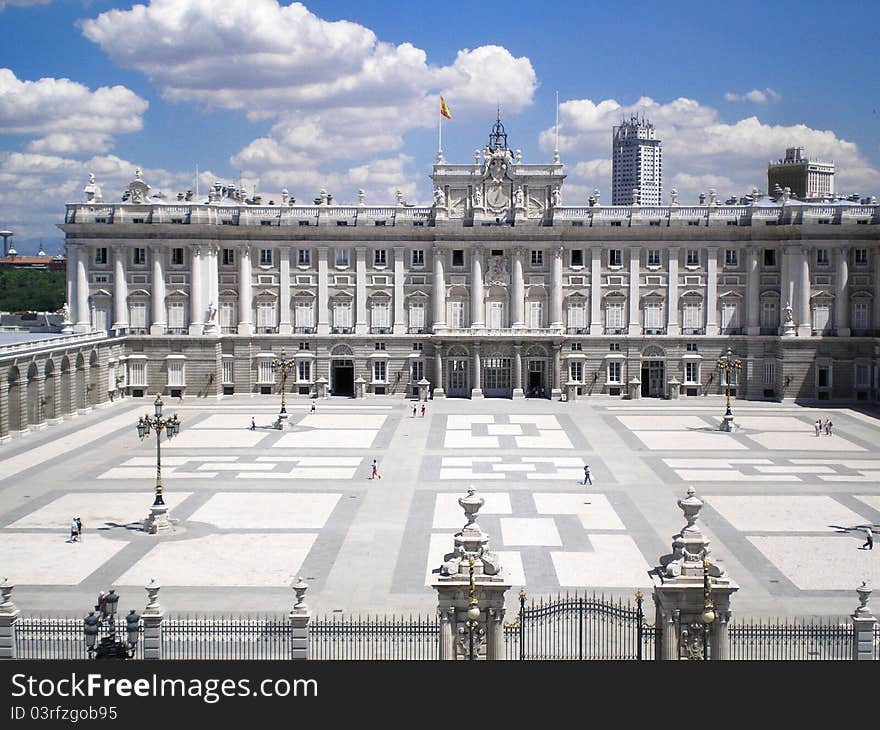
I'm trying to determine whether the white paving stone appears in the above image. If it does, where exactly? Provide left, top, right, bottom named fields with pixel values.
left=526, top=471, right=585, bottom=481
left=516, top=431, right=573, bottom=449
left=443, top=432, right=499, bottom=449
left=754, top=465, right=835, bottom=474
left=98, top=467, right=164, bottom=480
left=424, top=534, right=524, bottom=585
left=189, top=492, right=341, bottom=529
left=733, top=416, right=812, bottom=431
left=509, top=415, right=563, bottom=429
left=441, top=457, right=502, bottom=466
left=705, top=495, right=866, bottom=532
left=491, top=463, right=535, bottom=472
left=675, top=470, right=800, bottom=482
left=746, top=432, right=865, bottom=452
left=198, top=463, right=276, bottom=471
left=532, top=493, right=625, bottom=530
left=246, top=468, right=357, bottom=480
left=0, top=534, right=128, bottom=585
left=255, top=456, right=362, bottom=465
left=116, top=533, right=317, bottom=587
left=274, top=430, right=378, bottom=448
left=524, top=457, right=585, bottom=466
left=793, top=459, right=880, bottom=467
left=748, top=535, right=880, bottom=590
left=8, top=492, right=193, bottom=529
left=431, top=492, right=512, bottom=529
left=617, top=415, right=709, bottom=431
left=164, top=430, right=269, bottom=448
left=820, top=474, right=880, bottom=482
left=663, top=458, right=772, bottom=468
left=193, top=414, right=266, bottom=429
left=854, top=495, right=880, bottom=512
left=298, top=414, right=387, bottom=430
left=438, top=468, right=506, bottom=480
left=551, top=536, right=653, bottom=588
left=446, top=415, right=494, bottom=429
left=633, top=431, right=747, bottom=450
left=499, top=518, right=562, bottom=546
left=486, top=424, right=523, bottom=435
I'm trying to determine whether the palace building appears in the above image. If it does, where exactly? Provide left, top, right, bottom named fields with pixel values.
left=2, top=116, right=879, bottom=439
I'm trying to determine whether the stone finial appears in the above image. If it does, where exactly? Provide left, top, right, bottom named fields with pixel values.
left=631, top=188, right=639, bottom=206
left=698, top=192, right=706, bottom=205
left=396, top=189, right=404, bottom=206
left=678, top=486, right=703, bottom=533
left=438, top=489, right=503, bottom=580
left=291, top=577, right=309, bottom=612
left=281, top=188, right=289, bottom=205
left=357, top=189, right=365, bottom=206
left=551, top=187, right=561, bottom=208
left=782, top=186, right=792, bottom=202
left=670, top=188, right=678, bottom=206
left=459, top=488, right=484, bottom=529
left=708, top=188, right=717, bottom=206
left=474, top=149, right=481, bottom=165
left=144, top=578, right=162, bottom=613
left=855, top=581, right=873, bottom=617
left=135, top=167, right=143, bottom=181
left=0, top=578, right=16, bottom=615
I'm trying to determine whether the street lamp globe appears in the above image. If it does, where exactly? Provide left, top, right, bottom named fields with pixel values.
left=154, top=394, right=163, bottom=418
left=702, top=605, right=716, bottom=625
left=467, top=604, right=480, bottom=621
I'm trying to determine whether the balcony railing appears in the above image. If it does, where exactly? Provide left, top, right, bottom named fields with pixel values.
left=759, top=327, right=778, bottom=335
left=720, top=327, right=743, bottom=335
left=370, top=327, right=392, bottom=334
left=643, top=328, right=666, bottom=335
left=221, top=326, right=237, bottom=334
left=604, top=327, right=625, bottom=335
left=166, top=327, right=188, bottom=335
left=332, top=326, right=354, bottom=334
left=257, top=326, right=278, bottom=334
left=129, top=327, right=149, bottom=335
left=682, top=327, right=705, bottom=335
left=408, top=327, right=429, bottom=334
left=567, top=327, right=589, bottom=334
left=294, top=326, right=316, bottom=334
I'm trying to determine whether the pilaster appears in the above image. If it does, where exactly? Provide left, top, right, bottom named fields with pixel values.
left=393, top=246, right=406, bottom=334
left=317, top=246, right=329, bottom=335
left=189, top=245, right=204, bottom=335
left=550, top=245, right=563, bottom=328
left=745, top=246, right=760, bottom=335
left=705, top=247, right=718, bottom=336
left=589, top=247, right=603, bottom=335
left=627, top=247, right=641, bottom=335
left=470, top=245, right=485, bottom=328
left=355, top=246, right=367, bottom=334
left=237, top=244, right=253, bottom=335
left=471, top=343, right=483, bottom=399
left=112, top=244, right=128, bottom=330
left=432, top=245, right=447, bottom=331
left=511, top=247, right=525, bottom=328
left=667, top=247, right=680, bottom=335
left=834, top=245, right=850, bottom=337
left=74, top=246, right=91, bottom=333
left=797, top=245, right=811, bottom=337
left=278, top=246, right=292, bottom=335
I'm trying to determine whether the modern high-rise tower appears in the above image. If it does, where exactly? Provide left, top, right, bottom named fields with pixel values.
left=767, top=147, right=835, bottom=201
left=611, top=114, right=662, bottom=206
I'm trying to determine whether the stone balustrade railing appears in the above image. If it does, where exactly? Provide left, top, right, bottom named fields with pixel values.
left=0, top=331, right=111, bottom=361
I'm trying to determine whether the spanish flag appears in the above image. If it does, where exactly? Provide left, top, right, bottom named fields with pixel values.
left=440, top=96, right=452, bottom=120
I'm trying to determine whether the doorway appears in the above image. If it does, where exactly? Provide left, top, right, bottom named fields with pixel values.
left=331, top=359, right=355, bottom=397
left=447, top=358, right=469, bottom=397
left=641, top=360, right=665, bottom=398
left=526, top=360, right=546, bottom=398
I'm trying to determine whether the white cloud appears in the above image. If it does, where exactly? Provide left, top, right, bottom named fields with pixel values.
left=0, top=0, right=51, bottom=11
left=0, top=68, right=148, bottom=155
left=542, top=95, right=880, bottom=205
left=724, top=88, right=781, bottom=104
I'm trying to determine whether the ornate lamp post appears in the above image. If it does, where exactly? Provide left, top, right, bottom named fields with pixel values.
left=83, top=590, right=141, bottom=659
left=136, top=394, right=181, bottom=534
left=271, top=348, right=296, bottom=428
left=716, top=347, right=742, bottom=431
left=701, top=558, right=715, bottom=660
left=465, top=555, right=484, bottom=660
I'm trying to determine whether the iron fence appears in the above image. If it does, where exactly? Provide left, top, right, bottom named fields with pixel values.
left=728, top=617, right=852, bottom=660
left=161, top=615, right=290, bottom=660
left=309, top=614, right=438, bottom=660
left=16, top=617, right=143, bottom=660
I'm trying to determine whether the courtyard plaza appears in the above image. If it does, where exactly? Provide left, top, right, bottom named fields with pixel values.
left=1, top=393, right=879, bottom=621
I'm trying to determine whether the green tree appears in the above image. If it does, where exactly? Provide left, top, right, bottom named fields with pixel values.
left=0, top=268, right=66, bottom=312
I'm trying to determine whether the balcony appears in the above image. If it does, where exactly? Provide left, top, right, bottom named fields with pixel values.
left=166, top=327, right=188, bottom=335
left=332, top=326, right=354, bottom=334
left=643, top=328, right=666, bottom=335
left=682, top=328, right=705, bottom=335
left=221, top=326, right=237, bottom=334
left=370, top=327, right=392, bottom=334
left=604, top=327, right=625, bottom=335
left=567, top=327, right=589, bottom=334
left=129, top=327, right=148, bottom=335
left=408, top=327, right=429, bottom=334
left=257, top=326, right=278, bottom=334
left=294, top=326, right=316, bottom=334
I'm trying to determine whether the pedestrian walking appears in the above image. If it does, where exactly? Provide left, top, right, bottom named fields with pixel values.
left=862, top=527, right=874, bottom=550
left=69, top=517, right=78, bottom=543
left=250, top=417, right=256, bottom=431
left=583, top=465, right=592, bottom=485
left=420, top=403, right=426, bottom=418
left=826, top=420, right=833, bottom=436
left=310, top=402, right=316, bottom=413
left=412, top=403, right=417, bottom=417
left=76, top=517, right=83, bottom=542
left=370, top=459, right=381, bottom=480
left=815, top=419, right=822, bottom=437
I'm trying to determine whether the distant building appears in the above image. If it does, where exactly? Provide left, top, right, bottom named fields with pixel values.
left=768, top=147, right=835, bottom=201
left=0, top=255, right=66, bottom=271
left=611, top=114, right=662, bottom=206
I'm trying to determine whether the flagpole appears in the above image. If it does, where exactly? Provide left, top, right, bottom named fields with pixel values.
left=554, top=91, right=560, bottom=164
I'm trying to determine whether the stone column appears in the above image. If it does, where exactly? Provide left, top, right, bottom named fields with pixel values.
left=470, top=245, right=484, bottom=328
left=0, top=578, right=20, bottom=659
left=75, top=246, right=91, bottom=333
left=851, top=582, right=877, bottom=661
left=511, top=247, right=525, bottom=328
left=112, top=245, right=129, bottom=331
left=205, top=245, right=220, bottom=335
left=355, top=247, right=367, bottom=334
left=279, top=246, right=292, bottom=335
left=512, top=343, right=524, bottom=398
left=142, top=579, right=164, bottom=660
left=705, top=247, right=719, bottom=336
left=432, top=245, right=446, bottom=330
left=317, top=246, right=329, bottom=335
left=66, top=249, right=77, bottom=329
left=237, top=245, right=253, bottom=335
left=628, top=248, right=641, bottom=335
left=551, top=343, right=563, bottom=399
left=150, top=244, right=166, bottom=335
left=667, top=247, right=679, bottom=335
left=289, top=578, right=311, bottom=660
left=590, top=246, right=603, bottom=335
left=471, top=343, right=483, bottom=398
left=0, top=383, right=8, bottom=442
left=550, top=245, right=563, bottom=328
left=745, top=246, right=760, bottom=335
left=433, top=343, right=445, bottom=398
left=189, top=245, right=204, bottom=335
left=834, top=245, right=850, bottom=337
left=798, top=245, right=811, bottom=337
left=779, top=245, right=790, bottom=335
left=393, top=247, right=406, bottom=334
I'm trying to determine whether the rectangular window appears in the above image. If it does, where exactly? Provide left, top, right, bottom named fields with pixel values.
left=605, top=301, right=624, bottom=330
left=133, top=248, right=146, bottom=265
left=452, top=249, right=465, bottom=267
left=257, top=301, right=276, bottom=331
left=855, top=248, right=868, bottom=266
left=333, top=301, right=351, bottom=328
left=761, top=300, right=778, bottom=330
left=413, top=342, right=424, bottom=351
left=295, top=300, right=314, bottom=329
left=609, top=249, right=622, bottom=267
left=298, top=361, right=311, bottom=382
left=531, top=250, right=544, bottom=266
left=167, top=360, right=185, bottom=387
left=371, top=301, right=389, bottom=329
left=763, top=249, right=776, bottom=267
left=171, top=248, right=184, bottom=266
left=852, top=301, right=869, bottom=330
left=167, top=301, right=186, bottom=331
left=607, top=361, right=622, bottom=383
left=817, top=365, right=831, bottom=388
left=258, top=360, right=274, bottom=384
left=647, top=250, right=661, bottom=266
left=374, top=249, right=387, bottom=267
left=260, top=249, right=273, bottom=266
left=721, top=302, right=739, bottom=333
left=411, top=360, right=424, bottom=382
left=222, top=359, right=234, bottom=384
left=816, top=249, right=829, bottom=266
left=220, top=301, right=236, bottom=331
left=568, top=301, right=585, bottom=329
left=336, top=249, right=349, bottom=267
left=528, top=300, right=544, bottom=328
left=685, top=362, right=700, bottom=384
left=411, top=249, right=425, bottom=267
left=408, top=302, right=425, bottom=331
left=762, top=362, right=775, bottom=386
left=570, top=362, right=584, bottom=382
left=374, top=342, right=386, bottom=351
left=812, top=303, right=831, bottom=333
left=686, top=249, right=699, bottom=266
left=373, top=361, right=387, bottom=382
left=856, top=365, right=870, bottom=388
left=644, top=301, right=663, bottom=330
left=95, top=247, right=108, bottom=265
left=449, top=301, right=465, bottom=328
left=488, top=301, right=504, bottom=329
left=299, top=341, right=310, bottom=350
left=570, top=249, right=584, bottom=267
left=222, top=248, right=235, bottom=266
left=128, top=360, right=146, bottom=386
left=725, top=249, right=738, bottom=267
left=128, top=301, right=147, bottom=331
left=297, top=249, right=310, bottom=266
left=682, top=302, right=702, bottom=331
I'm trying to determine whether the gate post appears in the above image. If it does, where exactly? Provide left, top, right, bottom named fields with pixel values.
left=432, top=489, right=511, bottom=660
left=651, top=487, right=738, bottom=660
left=141, top=579, right=164, bottom=660
left=0, top=578, right=20, bottom=659
left=851, top=581, right=876, bottom=661
left=290, top=578, right=310, bottom=660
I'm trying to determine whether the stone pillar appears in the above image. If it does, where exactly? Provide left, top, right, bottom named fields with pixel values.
left=471, top=343, right=483, bottom=398
left=205, top=245, right=220, bottom=335
left=355, top=247, right=367, bottom=334
left=705, top=247, right=719, bottom=336
left=835, top=245, right=850, bottom=337
left=667, top=247, right=679, bottom=335
left=142, top=579, right=164, bottom=660
left=511, top=247, right=525, bottom=328
left=550, top=246, right=563, bottom=328
left=565, top=381, right=577, bottom=402
left=779, top=245, right=790, bottom=334
left=317, top=247, right=329, bottom=335
left=112, top=245, right=129, bottom=331
left=279, top=246, right=292, bottom=335
left=433, top=489, right=511, bottom=660
left=512, top=343, right=524, bottom=398
left=0, top=578, right=20, bottom=659
left=851, top=582, right=877, bottom=661
left=289, top=578, right=311, bottom=660
left=189, top=245, right=204, bottom=335
left=651, top=487, right=739, bottom=660
left=551, top=343, right=563, bottom=399
left=393, top=247, right=406, bottom=334
left=628, top=248, right=641, bottom=335
left=75, top=246, right=91, bottom=333
left=798, top=245, right=811, bottom=337
left=745, top=246, right=760, bottom=335
left=66, top=249, right=77, bottom=330
left=354, top=376, right=366, bottom=399
left=237, top=245, right=253, bottom=335
left=433, top=343, right=445, bottom=398
left=590, top=246, right=603, bottom=335
left=150, top=244, right=166, bottom=335
left=470, top=246, right=484, bottom=328
left=432, top=245, right=446, bottom=330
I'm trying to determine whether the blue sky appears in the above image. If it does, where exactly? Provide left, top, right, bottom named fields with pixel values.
left=1, top=0, right=878, bottom=253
